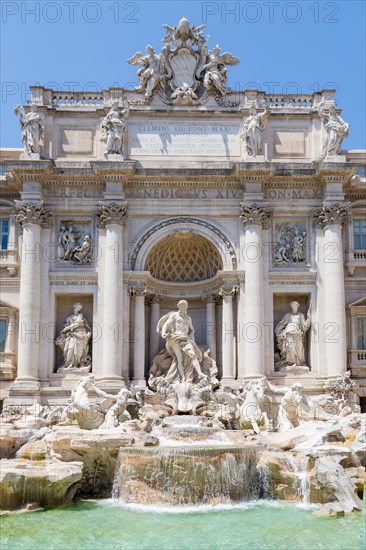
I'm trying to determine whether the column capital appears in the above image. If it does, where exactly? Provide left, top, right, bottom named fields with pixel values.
left=202, top=294, right=220, bottom=304
left=240, top=202, right=271, bottom=228
left=130, top=285, right=147, bottom=297
left=312, top=202, right=349, bottom=229
left=146, top=294, right=162, bottom=305
left=219, top=285, right=239, bottom=297
left=14, top=200, right=53, bottom=228
left=97, top=200, right=128, bottom=227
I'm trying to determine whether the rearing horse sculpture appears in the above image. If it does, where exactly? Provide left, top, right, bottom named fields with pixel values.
left=238, top=378, right=271, bottom=434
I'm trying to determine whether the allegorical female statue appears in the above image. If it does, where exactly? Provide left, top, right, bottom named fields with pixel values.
left=14, top=104, right=43, bottom=154
left=241, top=105, right=270, bottom=157
left=100, top=101, right=129, bottom=156
left=56, top=303, right=92, bottom=370
left=275, top=301, right=311, bottom=367
left=319, top=103, right=349, bottom=158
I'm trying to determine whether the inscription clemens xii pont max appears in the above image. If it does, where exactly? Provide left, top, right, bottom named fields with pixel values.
left=129, top=123, right=239, bottom=156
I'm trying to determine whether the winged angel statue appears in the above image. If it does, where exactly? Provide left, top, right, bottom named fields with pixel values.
left=127, top=17, right=239, bottom=104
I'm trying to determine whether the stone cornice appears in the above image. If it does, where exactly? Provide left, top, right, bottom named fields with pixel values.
left=7, top=160, right=54, bottom=184
left=123, top=270, right=243, bottom=299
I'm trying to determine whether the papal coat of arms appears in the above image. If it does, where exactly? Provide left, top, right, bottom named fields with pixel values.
left=127, top=16, right=239, bottom=105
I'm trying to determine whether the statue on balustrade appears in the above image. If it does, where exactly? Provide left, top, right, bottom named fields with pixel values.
left=241, top=105, right=270, bottom=157
left=100, top=101, right=129, bottom=156
left=56, top=303, right=92, bottom=371
left=275, top=301, right=311, bottom=369
left=200, top=44, right=239, bottom=96
left=319, top=103, right=349, bottom=158
left=14, top=104, right=43, bottom=155
left=127, top=45, right=166, bottom=99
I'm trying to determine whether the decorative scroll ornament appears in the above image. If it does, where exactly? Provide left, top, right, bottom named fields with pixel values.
left=97, top=201, right=128, bottom=227
left=312, top=203, right=348, bottom=229
left=127, top=17, right=239, bottom=105
left=15, top=201, right=53, bottom=227
left=240, top=203, right=272, bottom=228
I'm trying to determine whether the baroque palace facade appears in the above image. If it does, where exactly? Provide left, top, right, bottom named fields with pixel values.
left=0, top=18, right=365, bottom=408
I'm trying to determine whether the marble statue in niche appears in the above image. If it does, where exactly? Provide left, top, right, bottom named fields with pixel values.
left=148, top=300, right=219, bottom=415
left=55, top=303, right=92, bottom=372
left=157, top=300, right=206, bottom=384
left=274, top=222, right=307, bottom=265
left=14, top=104, right=43, bottom=155
left=57, top=222, right=93, bottom=264
left=100, top=101, right=129, bottom=157
left=241, top=105, right=270, bottom=157
left=275, top=301, right=311, bottom=371
left=319, top=103, right=349, bottom=159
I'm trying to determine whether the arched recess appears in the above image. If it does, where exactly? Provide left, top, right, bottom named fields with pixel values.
left=130, top=217, right=237, bottom=272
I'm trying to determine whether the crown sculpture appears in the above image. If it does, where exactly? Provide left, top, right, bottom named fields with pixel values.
left=127, top=16, right=239, bottom=105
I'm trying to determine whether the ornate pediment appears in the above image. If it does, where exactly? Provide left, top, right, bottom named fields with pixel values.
left=127, top=16, right=239, bottom=106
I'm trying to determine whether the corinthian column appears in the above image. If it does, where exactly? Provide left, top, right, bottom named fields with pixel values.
left=131, top=286, right=147, bottom=387
left=98, top=201, right=128, bottom=385
left=149, top=295, right=161, bottom=363
left=219, top=286, right=238, bottom=382
left=14, top=201, right=53, bottom=385
left=202, top=294, right=219, bottom=360
left=313, top=203, right=348, bottom=376
left=240, top=203, right=271, bottom=378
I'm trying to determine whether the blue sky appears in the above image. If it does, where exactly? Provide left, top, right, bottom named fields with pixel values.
left=1, top=0, right=365, bottom=149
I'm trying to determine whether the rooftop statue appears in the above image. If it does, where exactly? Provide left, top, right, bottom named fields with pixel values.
left=319, top=102, right=349, bottom=159
left=127, top=17, right=239, bottom=105
left=100, top=100, right=129, bottom=157
left=14, top=104, right=43, bottom=155
left=241, top=105, right=271, bottom=157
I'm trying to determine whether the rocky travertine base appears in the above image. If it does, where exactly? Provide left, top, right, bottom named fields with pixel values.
left=0, top=415, right=364, bottom=512
left=0, top=459, right=83, bottom=508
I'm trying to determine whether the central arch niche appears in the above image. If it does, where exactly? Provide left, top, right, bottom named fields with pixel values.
left=145, top=232, right=223, bottom=282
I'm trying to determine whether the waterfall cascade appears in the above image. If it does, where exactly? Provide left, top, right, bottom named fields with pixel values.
left=113, top=445, right=263, bottom=505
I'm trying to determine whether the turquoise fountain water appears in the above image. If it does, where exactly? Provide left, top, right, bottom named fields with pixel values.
left=1, top=500, right=364, bottom=550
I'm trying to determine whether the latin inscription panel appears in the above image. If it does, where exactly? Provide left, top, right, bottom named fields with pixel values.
left=129, top=122, right=240, bottom=157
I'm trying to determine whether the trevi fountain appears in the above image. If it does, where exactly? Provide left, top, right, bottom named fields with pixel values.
left=0, top=16, right=365, bottom=550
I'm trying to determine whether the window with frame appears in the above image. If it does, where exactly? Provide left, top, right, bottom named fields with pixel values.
left=353, top=219, right=366, bottom=250
left=0, top=319, right=7, bottom=352
left=356, top=317, right=366, bottom=350
left=0, top=219, right=9, bottom=250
